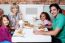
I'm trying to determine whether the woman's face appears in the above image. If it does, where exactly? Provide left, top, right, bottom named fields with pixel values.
left=2, top=17, right=9, bottom=26
left=12, top=7, right=18, bottom=14
left=50, top=6, right=59, bottom=17
left=40, top=14, right=46, bottom=21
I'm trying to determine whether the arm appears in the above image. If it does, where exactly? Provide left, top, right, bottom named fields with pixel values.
left=41, top=28, right=60, bottom=36
left=34, top=28, right=60, bottom=36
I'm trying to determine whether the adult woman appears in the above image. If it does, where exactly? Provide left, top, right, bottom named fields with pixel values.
left=8, top=4, right=23, bottom=35
left=9, top=4, right=22, bottom=29
left=34, top=3, right=65, bottom=43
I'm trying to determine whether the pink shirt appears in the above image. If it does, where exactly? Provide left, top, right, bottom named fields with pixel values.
left=43, top=20, right=52, bottom=26
left=0, top=25, right=11, bottom=42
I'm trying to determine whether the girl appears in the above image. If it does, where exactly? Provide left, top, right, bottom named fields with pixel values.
left=40, top=12, right=52, bottom=28
left=0, top=15, right=12, bottom=43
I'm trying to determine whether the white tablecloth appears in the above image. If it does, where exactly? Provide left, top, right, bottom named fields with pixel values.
left=12, top=35, right=51, bottom=42
left=12, top=28, right=52, bottom=42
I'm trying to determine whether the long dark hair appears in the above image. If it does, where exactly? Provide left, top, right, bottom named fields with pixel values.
left=49, top=3, right=62, bottom=13
left=0, top=15, right=11, bottom=32
left=40, top=12, right=51, bottom=21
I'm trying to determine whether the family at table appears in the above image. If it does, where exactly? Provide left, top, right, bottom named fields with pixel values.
left=0, top=3, right=65, bottom=43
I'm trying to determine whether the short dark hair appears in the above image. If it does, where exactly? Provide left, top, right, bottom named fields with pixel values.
left=40, top=12, right=51, bottom=21
left=49, top=3, right=62, bottom=13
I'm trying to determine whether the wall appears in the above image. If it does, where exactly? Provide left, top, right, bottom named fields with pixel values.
left=0, top=4, right=65, bottom=20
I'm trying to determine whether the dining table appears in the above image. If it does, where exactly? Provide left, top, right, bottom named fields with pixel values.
left=12, top=26, right=52, bottom=42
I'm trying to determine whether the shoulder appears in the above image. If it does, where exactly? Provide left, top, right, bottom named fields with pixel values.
left=44, top=20, right=51, bottom=24
left=58, top=13, right=65, bottom=18
left=44, top=20, right=51, bottom=23
left=56, top=13, right=65, bottom=20
left=17, top=12, right=22, bottom=15
left=7, top=13, right=12, bottom=18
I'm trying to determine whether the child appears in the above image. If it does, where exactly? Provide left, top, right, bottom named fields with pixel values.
left=0, top=15, right=12, bottom=43
left=40, top=12, right=52, bottom=29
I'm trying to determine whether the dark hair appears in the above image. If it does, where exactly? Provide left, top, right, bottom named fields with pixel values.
left=49, top=3, right=62, bottom=13
left=0, top=9, right=4, bottom=16
left=0, top=15, right=11, bottom=32
left=40, top=12, right=51, bottom=21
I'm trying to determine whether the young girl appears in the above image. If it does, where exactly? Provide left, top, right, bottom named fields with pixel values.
left=40, top=12, right=52, bottom=28
left=0, top=15, right=12, bottom=43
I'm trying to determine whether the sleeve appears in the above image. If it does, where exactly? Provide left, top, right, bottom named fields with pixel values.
left=56, top=16, right=65, bottom=29
left=4, top=29, right=11, bottom=42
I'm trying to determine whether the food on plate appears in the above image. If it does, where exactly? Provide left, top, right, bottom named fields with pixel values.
left=24, top=21, right=34, bottom=28
left=39, top=25, right=44, bottom=29
left=14, top=29, right=24, bottom=36
left=24, top=21, right=30, bottom=26
left=38, top=26, right=45, bottom=31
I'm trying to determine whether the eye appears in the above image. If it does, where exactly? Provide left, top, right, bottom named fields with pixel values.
left=50, top=10, right=52, bottom=13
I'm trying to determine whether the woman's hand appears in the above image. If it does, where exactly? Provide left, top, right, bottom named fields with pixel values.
left=33, top=30, right=44, bottom=35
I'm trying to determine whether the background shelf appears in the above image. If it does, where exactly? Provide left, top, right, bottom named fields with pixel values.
left=0, top=0, right=65, bottom=5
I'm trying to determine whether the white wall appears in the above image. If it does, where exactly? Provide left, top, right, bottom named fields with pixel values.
left=0, top=4, right=11, bottom=15
left=0, top=4, right=65, bottom=21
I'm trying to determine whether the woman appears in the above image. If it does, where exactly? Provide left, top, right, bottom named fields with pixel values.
left=8, top=4, right=22, bottom=29
left=8, top=4, right=23, bottom=35
left=34, top=3, right=65, bottom=43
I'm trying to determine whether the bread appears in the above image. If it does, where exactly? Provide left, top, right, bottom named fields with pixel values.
left=38, top=26, right=45, bottom=31
left=24, top=21, right=34, bottom=28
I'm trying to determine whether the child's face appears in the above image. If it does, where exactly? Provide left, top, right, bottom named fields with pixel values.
left=2, top=17, right=9, bottom=26
left=40, top=14, right=46, bottom=21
